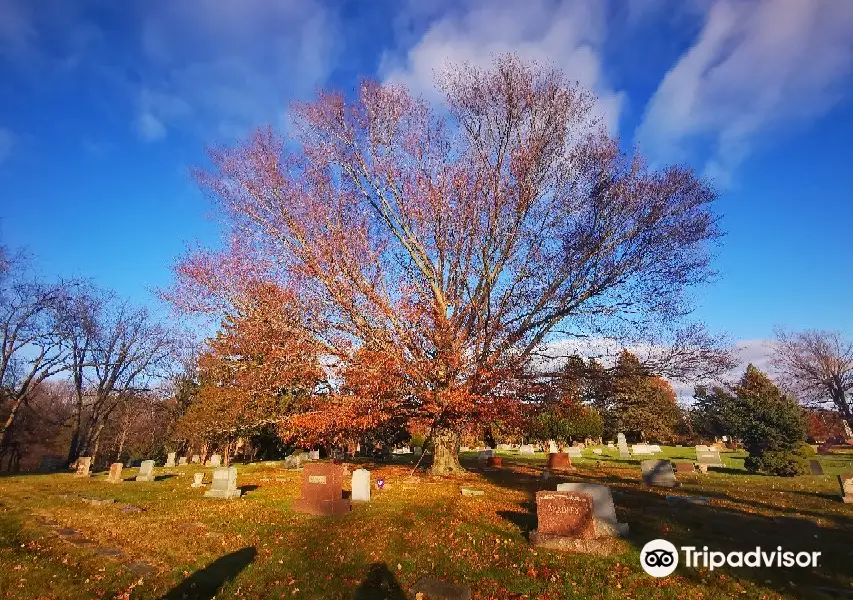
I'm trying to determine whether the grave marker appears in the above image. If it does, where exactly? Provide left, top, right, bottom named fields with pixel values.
left=696, top=450, right=724, bottom=468
left=207, top=454, right=222, bottom=468
left=191, top=472, right=205, bottom=488
left=190, top=455, right=201, bottom=464
left=351, top=468, right=370, bottom=502
left=839, top=473, right=853, bottom=504
left=38, top=455, right=65, bottom=473
left=547, top=452, right=574, bottom=471
left=165, top=452, right=176, bottom=468
left=292, top=462, right=350, bottom=515
left=75, top=457, right=92, bottom=478
left=565, top=446, right=583, bottom=458
left=135, top=460, right=156, bottom=482
left=675, top=462, right=696, bottom=474
left=178, top=456, right=188, bottom=466
left=641, top=459, right=679, bottom=488
left=107, top=463, right=123, bottom=483
left=555, top=483, right=629, bottom=536
left=204, top=467, right=242, bottom=499
left=519, top=445, right=535, bottom=455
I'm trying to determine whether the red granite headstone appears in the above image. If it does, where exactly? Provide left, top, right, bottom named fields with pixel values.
left=547, top=452, right=574, bottom=471
left=292, top=462, right=351, bottom=516
left=486, top=456, right=503, bottom=467
left=535, top=491, right=595, bottom=539
left=674, top=462, right=695, bottom=474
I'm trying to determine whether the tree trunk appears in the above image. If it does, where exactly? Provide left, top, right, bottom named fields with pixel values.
left=0, top=395, right=26, bottom=449
left=431, top=427, right=465, bottom=476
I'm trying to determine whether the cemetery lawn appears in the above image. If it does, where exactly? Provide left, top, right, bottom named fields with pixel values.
left=0, top=449, right=851, bottom=600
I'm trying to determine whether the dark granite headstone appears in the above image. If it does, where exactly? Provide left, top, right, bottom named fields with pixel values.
left=641, top=459, right=679, bottom=488
left=292, top=462, right=351, bottom=516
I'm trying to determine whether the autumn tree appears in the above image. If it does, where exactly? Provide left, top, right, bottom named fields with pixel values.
left=175, top=282, right=323, bottom=461
left=170, top=55, right=725, bottom=474
left=775, top=329, right=853, bottom=434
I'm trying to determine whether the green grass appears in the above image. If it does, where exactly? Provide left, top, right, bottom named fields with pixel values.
left=1, top=447, right=852, bottom=599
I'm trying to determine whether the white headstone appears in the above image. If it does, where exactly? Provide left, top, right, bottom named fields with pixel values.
left=592, top=448, right=603, bottom=455
left=696, top=449, right=724, bottom=468
left=565, top=447, right=583, bottom=458
left=308, top=450, right=320, bottom=460
left=519, top=445, right=535, bottom=455
left=178, top=456, right=188, bottom=466
left=352, top=468, right=371, bottom=502
left=204, top=467, right=241, bottom=499
left=547, top=440, right=559, bottom=453
left=165, top=452, right=176, bottom=468
left=191, top=472, right=205, bottom=488
left=208, top=454, right=222, bottom=468
left=191, top=454, right=201, bottom=464
left=75, top=457, right=92, bottom=478
left=135, top=460, right=156, bottom=482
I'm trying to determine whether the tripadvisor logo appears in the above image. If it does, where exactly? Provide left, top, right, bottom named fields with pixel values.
left=640, top=539, right=821, bottom=578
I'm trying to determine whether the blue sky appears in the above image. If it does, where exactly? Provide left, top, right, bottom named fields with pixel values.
left=1, top=0, right=853, bottom=357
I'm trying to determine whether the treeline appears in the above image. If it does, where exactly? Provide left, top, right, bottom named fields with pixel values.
left=0, top=248, right=180, bottom=471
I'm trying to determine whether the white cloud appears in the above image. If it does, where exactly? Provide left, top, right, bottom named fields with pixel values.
left=380, top=0, right=624, bottom=133
left=132, top=0, right=339, bottom=141
left=0, top=127, right=13, bottom=164
left=636, top=0, right=853, bottom=185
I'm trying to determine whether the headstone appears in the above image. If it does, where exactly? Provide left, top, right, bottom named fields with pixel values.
left=631, top=444, right=655, bottom=455
left=607, top=441, right=615, bottom=449
left=191, top=472, right=205, bottom=488
left=479, top=448, right=493, bottom=458
left=204, top=467, right=241, bottom=499
left=695, top=444, right=710, bottom=453
left=178, top=456, right=188, bottom=466
left=592, top=448, right=603, bottom=455
left=556, top=483, right=629, bottom=536
left=165, top=452, right=176, bottom=468
left=486, top=456, right=502, bottom=467
left=107, top=463, right=123, bottom=483
left=411, top=577, right=472, bottom=600
left=696, top=450, right=724, bottom=468
left=135, top=460, right=156, bottom=482
left=292, top=462, right=350, bottom=515
left=530, top=491, right=596, bottom=549
left=190, top=454, right=201, bottom=464
left=675, top=462, right=696, bottom=474
left=207, top=454, right=222, bottom=468
left=461, top=487, right=484, bottom=496
left=648, top=444, right=662, bottom=453
left=459, top=446, right=470, bottom=452
left=351, top=468, right=370, bottom=502
left=641, top=459, right=679, bottom=488
left=519, top=444, right=535, bottom=455
left=809, top=460, right=825, bottom=475
left=547, top=452, right=574, bottom=471
left=617, top=433, right=629, bottom=458
left=75, top=457, right=92, bottom=478
left=413, top=446, right=423, bottom=457
left=285, top=454, right=303, bottom=469
left=38, top=455, right=65, bottom=472
left=838, top=473, right=853, bottom=504
left=308, top=450, right=320, bottom=461
left=548, top=440, right=559, bottom=453
left=565, top=446, right=583, bottom=458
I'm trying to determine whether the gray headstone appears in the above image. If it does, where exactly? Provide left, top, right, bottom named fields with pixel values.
left=207, top=454, right=222, bottom=468
left=308, top=450, right=320, bottom=460
left=411, top=577, right=471, bottom=600
left=190, top=454, right=201, bottom=464
left=565, top=446, right=583, bottom=458
left=39, top=455, right=65, bottom=473
left=204, top=467, right=241, bottom=499
left=351, top=468, right=371, bottom=502
left=178, top=456, right=188, bottom=466
left=697, top=450, right=724, bottom=468
left=592, top=448, right=603, bottom=455
left=555, top=482, right=629, bottom=536
left=641, top=459, right=679, bottom=488
left=135, top=460, right=156, bottom=482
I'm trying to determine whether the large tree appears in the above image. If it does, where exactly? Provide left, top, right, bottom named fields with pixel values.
left=171, top=56, right=723, bottom=474
left=775, top=329, right=853, bottom=433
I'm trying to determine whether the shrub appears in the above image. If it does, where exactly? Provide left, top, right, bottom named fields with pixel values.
left=745, top=450, right=809, bottom=477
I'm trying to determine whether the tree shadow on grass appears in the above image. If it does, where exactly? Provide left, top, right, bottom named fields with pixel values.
left=160, top=546, right=256, bottom=600
left=352, top=563, right=407, bottom=600
left=155, top=474, right=176, bottom=481
left=240, top=484, right=259, bottom=494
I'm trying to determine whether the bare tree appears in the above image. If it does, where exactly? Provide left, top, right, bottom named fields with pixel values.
left=65, top=290, right=178, bottom=464
left=775, top=329, right=853, bottom=432
left=0, top=254, right=73, bottom=448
